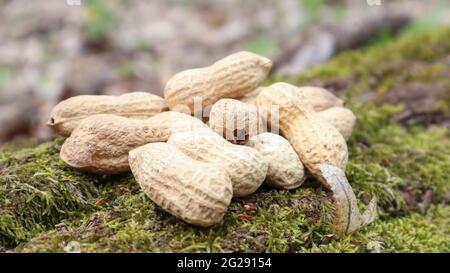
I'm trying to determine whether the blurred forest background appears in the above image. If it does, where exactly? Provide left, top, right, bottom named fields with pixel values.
left=1, top=0, right=450, bottom=145
left=1, top=0, right=450, bottom=253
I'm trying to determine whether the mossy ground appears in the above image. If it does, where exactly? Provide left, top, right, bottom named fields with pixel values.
left=1, top=28, right=450, bottom=253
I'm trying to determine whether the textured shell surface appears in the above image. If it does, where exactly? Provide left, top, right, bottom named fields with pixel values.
left=296, top=86, right=344, bottom=111
left=316, top=107, right=356, bottom=141
left=168, top=129, right=268, bottom=197
left=129, top=142, right=232, bottom=227
left=48, top=92, right=167, bottom=136
left=247, top=133, right=305, bottom=190
left=283, top=114, right=348, bottom=186
left=147, top=111, right=208, bottom=134
left=60, top=114, right=170, bottom=174
left=209, top=99, right=264, bottom=144
left=255, top=83, right=309, bottom=132
left=242, top=85, right=343, bottom=112
left=256, top=82, right=348, bottom=186
left=164, top=51, right=272, bottom=113
left=237, top=87, right=262, bottom=105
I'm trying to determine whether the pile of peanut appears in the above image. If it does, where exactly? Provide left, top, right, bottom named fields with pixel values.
left=48, top=52, right=376, bottom=237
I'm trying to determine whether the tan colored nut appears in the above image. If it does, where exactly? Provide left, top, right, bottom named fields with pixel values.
left=209, top=99, right=265, bottom=145
left=240, top=86, right=343, bottom=112
left=296, top=86, right=344, bottom=112
left=168, top=129, right=268, bottom=197
left=47, top=92, right=167, bottom=137
left=164, top=51, right=272, bottom=114
left=60, top=111, right=208, bottom=174
left=237, top=88, right=263, bottom=105
left=129, top=142, right=232, bottom=227
left=255, top=82, right=348, bottom=187
left=247, top=133, right=305, bottom=190
left=317, top=107, right=356, bottom=141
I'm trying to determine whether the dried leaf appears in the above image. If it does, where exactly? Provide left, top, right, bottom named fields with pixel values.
left=318, top=164, right=377, bottom=237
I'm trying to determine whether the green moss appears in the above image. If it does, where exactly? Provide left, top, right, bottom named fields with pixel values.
left=0, top=140, right=107, bottom=248
left=347, top=104, right=450, bottom=212
left=305, top=205, right=450, bottom=253
left=3, top=28, right=450, bottom=252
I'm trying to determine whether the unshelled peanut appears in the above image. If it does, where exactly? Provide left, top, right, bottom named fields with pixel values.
left=60, top=111, right=207, bottom=174
left=164, top=51, right=272, bottom=114
left=129, top=142, right=233, bottom=227
left=168, top=129, right=268, bottom=197
left=209, top=99, right=264, bottom=144
left=317, top=107, right=356, bottom=141
left=240, top=86, right=343, bottom=112
left=247, top=133, right=305, bottom=190
left=255, top=82, right=348, bottom=187
left=48, top=92, right=167, bottom=136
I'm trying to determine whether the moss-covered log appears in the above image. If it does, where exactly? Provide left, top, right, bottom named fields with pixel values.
left=1, top=28, right=450, bottom=253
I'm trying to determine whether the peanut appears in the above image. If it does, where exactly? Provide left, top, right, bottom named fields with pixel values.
left=60, top=111, right=208, bottom=174
left=129, top=142, right=232, bottom=227
left=255, top=82, right=348, bottom=187
left=317, top=107, right=356, bottom=141
left=295, top=86, right=344, bottom=112
left=237, top=88, right=263, bottom=105
left=47, top=92, right=167, bottom=137
left=164, top=51, right=272, bottom=114
left=168, top=129, right=268, bottom=197
left=247, top=133, right=305, bottom=190
left=240, top=86, right=343, bottom=112
left=209, top=99, right=264, bottom=144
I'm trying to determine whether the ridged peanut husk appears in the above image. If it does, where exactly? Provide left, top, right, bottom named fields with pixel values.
left=295, top=86, right=344, bottom=112
left=318, top=164, right=377, bottom=237
left=209, top=99, right=265, bottom=144
left=164, top=51, right=272, bottom=114
left=317, top=107, right=356, bottom=141
left=129, top=142, right=233, bottom=227
left=247, top=133, right=305, bottom=190
left=48, top=92, right=167, bottom=137
left=60, top=111, right=207, bottom=174
left=168, top=129, right=268, bottom=197
left=255, top=82, right=348, bottom=187
left=239, top=86, right=343, bottom=112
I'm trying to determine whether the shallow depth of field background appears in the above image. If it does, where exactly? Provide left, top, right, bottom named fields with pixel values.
left=0, top=0, right=449, bottom=145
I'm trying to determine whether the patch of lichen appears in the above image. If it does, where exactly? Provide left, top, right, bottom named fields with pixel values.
left=3, top=28, right=450, bottom=252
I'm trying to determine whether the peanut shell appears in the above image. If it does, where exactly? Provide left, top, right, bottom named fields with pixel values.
left=60, top=111, right=207, bottom=174
left=255, top=82, right=348, bottom=187
left=164, top=51, right=272, bottom=114
left=48, top=92, right=167, bottom=136
left=129, top=142, right=232, bottom=227
left=317, top=107, right=356, bottom=141
left=209, top=99, right=264, bottom=144
left=168, top=129, right=268, bottom=197
left=247, top=133, right=305, bottom=190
